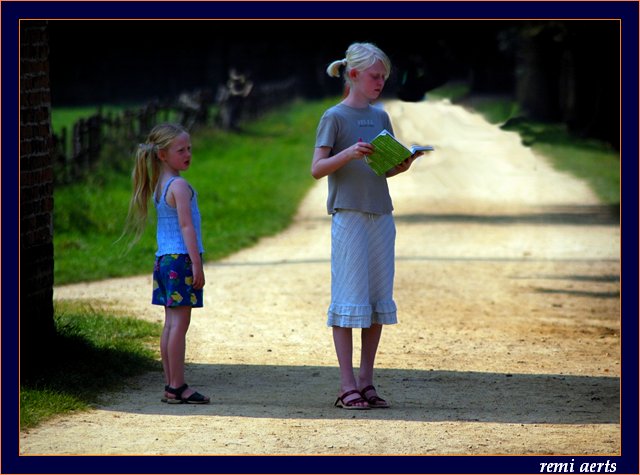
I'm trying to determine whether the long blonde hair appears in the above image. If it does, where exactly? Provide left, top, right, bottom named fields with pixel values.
left=326, top=42, right=391, bottom=85
left=122, top=123, right=188, bottom=245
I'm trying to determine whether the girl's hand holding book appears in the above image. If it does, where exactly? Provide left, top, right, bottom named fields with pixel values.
left=350, top=140, right=374, bottom=161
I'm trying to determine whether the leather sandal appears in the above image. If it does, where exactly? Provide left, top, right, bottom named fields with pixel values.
left=334, top=389, right=370, bottom=410
left=161, top=385, right=172, bottom=403
left=360, top=385, right=390, bottom=408
left=169, top=383, right=210, bottom=404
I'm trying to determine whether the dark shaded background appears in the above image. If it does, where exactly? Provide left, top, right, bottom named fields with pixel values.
left=48, top=20, right=620, bottom=147
left=48, top=19, right=474, bottom=102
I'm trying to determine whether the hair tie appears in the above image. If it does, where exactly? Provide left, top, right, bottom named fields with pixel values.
left=138, top=143, right=155, bottom=153
left=341, top=58, right=348, bottom=66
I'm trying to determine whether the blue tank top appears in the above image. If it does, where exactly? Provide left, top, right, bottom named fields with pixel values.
left=155, top=176, right=205, bottom=257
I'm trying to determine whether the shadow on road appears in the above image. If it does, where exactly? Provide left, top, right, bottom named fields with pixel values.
left=394, top=204, right=620, bottom=226
left=105, top=365, right=619, bottom=425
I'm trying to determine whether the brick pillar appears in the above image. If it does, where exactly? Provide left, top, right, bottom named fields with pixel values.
left=20, top=20, right=56, bottom=370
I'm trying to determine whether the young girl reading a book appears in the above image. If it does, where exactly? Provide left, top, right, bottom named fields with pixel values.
left=124, top=123, right=210, bottom=404
left=311, top=42, right=423, bottom=409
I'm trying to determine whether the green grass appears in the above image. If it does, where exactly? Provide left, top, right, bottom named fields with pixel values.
left=51, top=104, right=220, bottom=136
left=427, top=81, right=470, bottom=102
left=429, top=81, right=521, bottom=125
left=469, top=98, right=521, bottom=125
left=20, top=301, right=161, bottom=429
left=51, top=106, right=126, bottom=135
left=51, top=105, right=133, bottom=153
left=53, top=98, right=335, bottom=285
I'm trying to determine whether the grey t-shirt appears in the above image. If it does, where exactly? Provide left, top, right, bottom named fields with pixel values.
left=315, top=103, right=394, bottom=215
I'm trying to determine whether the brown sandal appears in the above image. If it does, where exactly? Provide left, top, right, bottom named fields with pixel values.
left=334, top=389, right=370, bottom=410
left=360, top=385, right=390, bottom=408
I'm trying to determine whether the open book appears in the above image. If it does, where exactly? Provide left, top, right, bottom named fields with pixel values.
left=365, top=129, right=434, bottom=176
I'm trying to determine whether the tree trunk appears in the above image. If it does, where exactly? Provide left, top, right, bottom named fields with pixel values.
left=20, top=20, right=56, bottom=375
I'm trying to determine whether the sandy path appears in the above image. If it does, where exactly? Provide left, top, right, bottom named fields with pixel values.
left=21, top=100, right=620, bottom=456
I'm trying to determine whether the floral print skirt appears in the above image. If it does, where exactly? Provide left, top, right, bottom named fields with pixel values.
left=152, top=254, right=203, bottom=308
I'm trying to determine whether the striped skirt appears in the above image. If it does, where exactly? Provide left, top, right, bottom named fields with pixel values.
left=328, top=210, right=397, bottom=328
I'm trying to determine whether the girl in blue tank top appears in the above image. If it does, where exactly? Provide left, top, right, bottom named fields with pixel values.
left=123, top=123, right=209, bottom=405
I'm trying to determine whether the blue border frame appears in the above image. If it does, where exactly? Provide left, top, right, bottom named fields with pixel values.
left=0, top=1, right=637, bottom=19
left=3, top=1, right=638, bottom=474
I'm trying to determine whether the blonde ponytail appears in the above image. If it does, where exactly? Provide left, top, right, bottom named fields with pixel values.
left=326, top=58, right=348, bottom=78
left=120, top=123, right=187, bottom=248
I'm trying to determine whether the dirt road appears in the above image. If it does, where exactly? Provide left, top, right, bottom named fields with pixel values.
left=21, top=100, right=620, bottom=457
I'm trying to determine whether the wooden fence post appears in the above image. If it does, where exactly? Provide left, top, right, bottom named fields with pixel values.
left=51, top=77, right=299, bottom=183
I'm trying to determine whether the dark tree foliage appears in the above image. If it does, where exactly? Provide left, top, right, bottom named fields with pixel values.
left=48, top=20, right=619, bottom=147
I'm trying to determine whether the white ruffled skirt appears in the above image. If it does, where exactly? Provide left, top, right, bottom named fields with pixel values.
left=328, top=210, right=397, bottom=328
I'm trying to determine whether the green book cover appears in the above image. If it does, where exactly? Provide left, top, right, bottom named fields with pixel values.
left=365, top=129, right=434, bottom=176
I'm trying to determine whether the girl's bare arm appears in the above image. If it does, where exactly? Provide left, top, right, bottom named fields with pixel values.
left=171, top=179, right=205, bottom=289
left=311, top=142, right=374, bottom=179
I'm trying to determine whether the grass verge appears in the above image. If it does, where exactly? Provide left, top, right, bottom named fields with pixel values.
left=20, top=301, right=161, bottom=430
left=53, top=98, right=335, bottom=285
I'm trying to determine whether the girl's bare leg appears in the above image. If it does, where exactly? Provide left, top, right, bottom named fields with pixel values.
left=358, top=323, right=382, bottom=388
left=333, top=326, right=368, bottom=407
left=162, top=305, right=202, bottom=400
left=160, top=309, right=172, bottom=388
